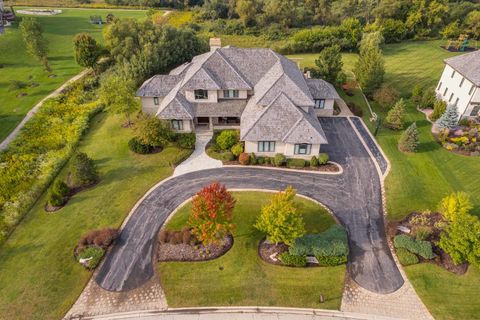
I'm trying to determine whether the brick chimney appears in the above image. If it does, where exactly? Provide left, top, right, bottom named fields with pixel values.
left=209, top=37, right=221, bottom=52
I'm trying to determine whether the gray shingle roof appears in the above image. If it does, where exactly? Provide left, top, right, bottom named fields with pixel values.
left=444, top=50, right=480, bottom=86
left=306, top=79, right=340, bottom=99
left=136, top=75, right=181, bottom=97
left=194, top=100, right=246, bottom=117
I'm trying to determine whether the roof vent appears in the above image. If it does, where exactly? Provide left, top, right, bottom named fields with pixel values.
left=209, top=37, right=221, bottom=52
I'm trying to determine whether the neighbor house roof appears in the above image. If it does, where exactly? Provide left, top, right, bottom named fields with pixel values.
left=444, top=50, right=480, bottom=86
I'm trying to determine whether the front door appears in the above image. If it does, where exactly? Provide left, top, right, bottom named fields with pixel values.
left=196, top=117, right=210, bottom=131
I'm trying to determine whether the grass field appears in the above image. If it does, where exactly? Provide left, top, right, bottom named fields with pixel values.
left=159, top=192, right=346, bottom=309
left=0, top=7, right=147, bottom=141
left=290, top=40, right=480, bottom=320
left=0, top=113, right=190, bottom=320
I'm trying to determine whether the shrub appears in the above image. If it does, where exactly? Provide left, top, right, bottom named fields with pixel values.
left=398, top=122, right=419, bottom=153
left=78, top=228, right=119, bottom=249
left=176, top=133, right=196, bottom=149
left=318, top=153, right=329, bottom=165
left=287, top=158, right=306, bottom=168
left=182, top=228, right=191, bottom=244
left=273, top=153, right=286, bottom=167
left=396, top=247, right=419, bottom=266
left=134, top=114, right=173, bottom=147
left=384, top=98, right=406, bottom=130
left=257, top=157, right=265, bottom=165
left=308, top=225, right=349, bottom=266
left=47, top=190, right=65, bottom=207
left=216, top=130, right=239, bottom=150
left=393, top=234, right=434, bottom=259
left=231, top=143, right=243, bottom=157
left=411, top=85, right=423, bottom=103
left=128, top=137, right=153, bottom=154
left=279, top=252, right=307, bottom=267
left=52, top=180, right=70, bottom=197
left=436, top=105, right=459, bottom=130
left=438, top=192, right=473, bottom=222
left=69, top=152, right=99, bottom=188
left=429, top=100, right=447, bottom=121
left=254, top=187, right=305, bottom=245
left=159, top=230, right=169, bottom=243
left=220, top=151, right=234, bottom=162
left=238, top=153, right=250, bottom=165
left=373, top=85, right=399, bottom=109
left=188, top=182, right=236, bottom=246
left=249, top=152, right=257, bottom=165
left=419, top=87, right=436, bottom=109
left=310, top=156, right=319, bottom=167
left=414, top=226, right=432, bottom=241
left=78, top=246, right=105, bottom=269
left=8, top=80, right=28, bottom=92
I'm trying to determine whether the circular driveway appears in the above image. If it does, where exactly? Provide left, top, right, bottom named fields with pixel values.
left=95, top=117, right=404, bottom=294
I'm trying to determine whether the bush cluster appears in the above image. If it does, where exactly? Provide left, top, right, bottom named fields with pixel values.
left=273, top=153, right=287, bottom=167
left=176, top=133, right=196, bottom=149
left=78, top=246, right=105, bottom=269
left=0, top=76, right=101, bottom=245
left=279, top=252, right=307, bottom=267
left=47, top=180, right=70, bottom=207
left=216, top=130, right=239, bottom=151
left=158, top=227, right=195, bottom=245
left=318, top=153, right=329, bottom=165
left=69, top=152, right=99, bottom=188
left=289, top=225, right=349, bottom=266
left=231, top=143, right=243, bottom=157
left=393, top=234, right=434, bottom=259
left=128, top=137, right=153, bottom=154
left=238, top=152, right=250, bottom=165
left=287, top=158, right=306, bottom=168
left=396, top=247, right=419, bottom=266
left=78, top=228, right=119, bottom=251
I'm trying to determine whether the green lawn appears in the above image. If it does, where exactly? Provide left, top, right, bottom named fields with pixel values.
left=0, top=113, right=191, bottom=320
left=158, top=192, right=346, bottom=309
left=405, top=264, right=480, bottom=320
left=0, top=7, right=147, bottom=141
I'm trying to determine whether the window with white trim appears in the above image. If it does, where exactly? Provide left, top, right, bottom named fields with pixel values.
left=294, top=143, right=312, bottom=155
left=153, top=97, right=159, bottom=105
left=314, top=99, right=325, bottom=109
left=223, top=90, right=239, bottom=98
left=194, top=89, right=208, bottom=100
left=258, top=141, right=275, bottom=152
left=459, top=77, right=465, bottom=88
left=171, top=120, right=183, bottom=130
left=437, top=82, right=442, bottom=90
left=451, top=70, right=456, bottom=78
left=449, top=93, right=454, bottom=102
left=443, top=87, right=448, bottom=96
left=469, top=84, right=475, bottom=95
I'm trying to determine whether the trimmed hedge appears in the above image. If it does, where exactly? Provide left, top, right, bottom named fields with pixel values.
left=287, top=158, right=306, bottom=168
left=289, top=225, right=349, bottom=266
left=279, top=252, right=307, bottom=267
left=128, top=137, right=153, bottom=154
left=396, top=247, right=419, bottom=266
left=393, top=234, right=434, bottom=259
left=318, top=153, right=329, bottom=165
left=273, top=153, right=286, bottom=167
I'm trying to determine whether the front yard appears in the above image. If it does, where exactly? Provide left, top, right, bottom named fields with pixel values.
left=158, top=191, right=346, bottom=309
left=0, top=113, right=190, bottom=320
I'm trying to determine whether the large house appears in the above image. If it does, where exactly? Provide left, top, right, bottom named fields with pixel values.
left=137, top=39, right=340, bottom=158
left=435, top=50, right=480, bottom=120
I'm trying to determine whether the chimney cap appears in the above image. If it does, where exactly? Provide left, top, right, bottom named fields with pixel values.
left=209, top=37, right=221, bottom=51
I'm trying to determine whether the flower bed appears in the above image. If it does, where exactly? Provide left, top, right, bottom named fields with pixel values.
left=435, top=122, right=480, bottom=156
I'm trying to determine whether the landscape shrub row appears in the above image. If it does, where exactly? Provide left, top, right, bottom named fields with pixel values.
left=394, top=234, right=434, bottom=259
left=0, top=76, right=102, bottom=244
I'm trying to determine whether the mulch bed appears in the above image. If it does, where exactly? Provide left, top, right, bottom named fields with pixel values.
left=390, top=211, right=468, bottom=275
left=224, top=162, right=340, bottom=173
left=258, top=239, right=289, bottom=266
left=157, top=235, right=233, bottom=262
left=44, top=180, right=98, bottom=213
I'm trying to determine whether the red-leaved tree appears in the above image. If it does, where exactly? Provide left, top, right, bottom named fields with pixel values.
left=188, top=182, right=236, bottom=245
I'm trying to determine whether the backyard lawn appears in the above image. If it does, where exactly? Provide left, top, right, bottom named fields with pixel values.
left=0, top=7, right=147, bottom=141
left=0, top=112, right=191, bottom=320
left=158, top=192, right=346, bottom=309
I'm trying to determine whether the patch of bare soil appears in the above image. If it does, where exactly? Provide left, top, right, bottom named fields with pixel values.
left=157, top=235, right=233, bottom=262
left=258, top=239, right=288, bottom=265
left=391, top=211, right=468, bottom=275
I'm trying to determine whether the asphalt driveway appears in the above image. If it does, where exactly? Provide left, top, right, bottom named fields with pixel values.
left=96, top=117, right=404, bottom=295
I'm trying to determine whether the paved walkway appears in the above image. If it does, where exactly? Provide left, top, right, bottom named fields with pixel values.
left=0, top=69, right=90, bottom=151
left=173, top=132, right=222, bottom=176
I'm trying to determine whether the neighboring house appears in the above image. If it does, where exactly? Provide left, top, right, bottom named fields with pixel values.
left=137, top=38, right=340, bottom=158
left=435, top=50, right=480, bottom=120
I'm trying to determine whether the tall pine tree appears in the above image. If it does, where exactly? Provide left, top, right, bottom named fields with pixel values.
left=385, top=98, right=406, bottom=130
left=435, top=105, right=459, bottom=129
left=354, top=32, right=385, bottom=95
left=398, top=122, right=419, bottom=152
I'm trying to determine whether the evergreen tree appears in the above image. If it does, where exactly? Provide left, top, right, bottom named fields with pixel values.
left=398, top=122, right=419, bottom=152
left=73, top=33, right=102, bottom=69
left=313, top=44, right=344, bottom=84
left=19, top=17, right=50, bottom=72
left=435, top=105, right=459, bottom=129
left=384, top=98, right=406, bottom=130
left=429, top=100, right=446, bottom=121
left=354, top=32, right=385, bottom=94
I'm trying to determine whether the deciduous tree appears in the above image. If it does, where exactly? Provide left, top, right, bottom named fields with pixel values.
left=188, top=182, right=236, bottom=245
left=99, top=72, right=138, bottom=126
left=73, top=33, right=102, bottom=69
left=134, top=114, right=173, bottom=147
left=19, top=17, right=50, bottom=72
left=254, top=186, right=305, bottom=245
left=313, top=44, right=344, bottom=85
left=354, top=32, right=385, bottom=95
